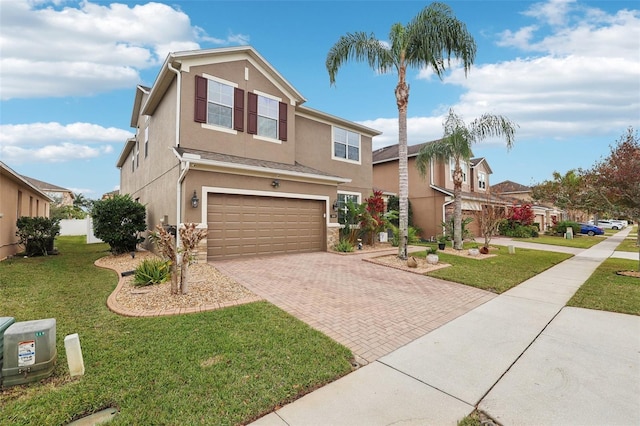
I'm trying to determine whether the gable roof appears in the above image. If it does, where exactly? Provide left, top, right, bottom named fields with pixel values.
left=21, top=176, right=72, bottom=194
left=0, top=162, right=53, bottom=201
left=492, top=180, right=531, bottom=194
left=372, top=140, right=438, bottom=164
left=140, top=46, right=306, bottom=120
left=470, top=157, right=493, bottom=174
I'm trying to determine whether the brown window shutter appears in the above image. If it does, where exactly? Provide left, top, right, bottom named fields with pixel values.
left=278, top=102, right=287, bottom=141
left=234, top=88, right=244, bottom=132
left=194, top=75, right=207, bottom=123
left=247, top=92, right=257, bottom=134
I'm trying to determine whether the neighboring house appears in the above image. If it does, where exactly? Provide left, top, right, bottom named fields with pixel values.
left=491, top=180, right=566, bottom=230
left=372, top=141, right=503, bottom=240
left=0, top=162, right=52, bottom=260
left=22, top=176, right=74, bottom=206
left=117, top=46, right=381, bottom=261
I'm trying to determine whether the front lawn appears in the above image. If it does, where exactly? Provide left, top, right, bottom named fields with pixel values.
left=0, top=237, right=353, bottom=425
left=511, top=234, right=603, bottom=249
left=414, top=247, right=572, bottom=294
left=567, top=258, right=640, bottom=316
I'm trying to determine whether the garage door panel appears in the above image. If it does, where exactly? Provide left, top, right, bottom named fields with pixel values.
left=208, top=193, right=325, bottom=260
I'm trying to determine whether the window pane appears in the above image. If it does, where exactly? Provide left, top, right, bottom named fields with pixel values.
left=258, top=96, right=278, bottom=119
left=348, top=145, right=359, bottom=161
left=208, top=103, right=232, bottom=128
left=334, top=142, right=346, bottom=159
left=209, top=81, right=233, bottom=107
left=347, top=131, right=359, bottom=147
left=258, top=116, right=277, bottom=139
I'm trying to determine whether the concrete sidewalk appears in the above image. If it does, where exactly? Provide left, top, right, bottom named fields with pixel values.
left=252, top=228, right=640, bottom=426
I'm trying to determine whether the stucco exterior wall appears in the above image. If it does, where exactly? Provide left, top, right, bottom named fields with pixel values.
left=0, top=170, right=51, bottom=260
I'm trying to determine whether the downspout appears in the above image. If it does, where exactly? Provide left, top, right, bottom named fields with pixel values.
left=167, top=60, right=183, bottom=236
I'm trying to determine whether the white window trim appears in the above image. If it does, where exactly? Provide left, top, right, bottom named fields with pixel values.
left=478, top=171, right=486, bottom=191
left=331, top=127, right=361, bottom=165
left=201, top=73, right=237, bottom=133
left=202, top=73, right=237, bottom=88
left=253, top=134, right=282, bottom=144
left=337, top=190, right=362, bottom=226
left=252, top=90, right=282, bottom=142
left=201, top=123, right=238, bottom=135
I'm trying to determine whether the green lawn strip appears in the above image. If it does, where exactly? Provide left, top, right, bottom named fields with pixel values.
left=0, top=237, right=353, bottom=426
left=511, top=235, right=602, bottom=249
left=567, top=258, right=640, bottom=316
left=616, top=235, right=640, bottom=253
left=413, top=247, right=572, bottom=294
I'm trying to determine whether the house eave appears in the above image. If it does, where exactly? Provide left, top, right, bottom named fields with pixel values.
left=116, top=138, right=136, bottom=168
left=296, top=106, right=382, bottom=138
left=175, top=150, right=351, bottom=186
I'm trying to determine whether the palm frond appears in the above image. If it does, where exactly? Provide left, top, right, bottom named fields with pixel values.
left=326, top=32, right=392, bottom=85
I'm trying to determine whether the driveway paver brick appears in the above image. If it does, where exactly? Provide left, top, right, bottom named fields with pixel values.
left=213, top=249, right=496, bottom=364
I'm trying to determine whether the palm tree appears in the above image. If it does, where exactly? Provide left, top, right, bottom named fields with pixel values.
left=326, top=2, right=476, bottom=260
left=416, top=109, right=517, bottom=250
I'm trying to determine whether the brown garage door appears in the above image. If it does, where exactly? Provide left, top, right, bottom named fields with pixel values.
left=207, top=193, right=325, bottom=260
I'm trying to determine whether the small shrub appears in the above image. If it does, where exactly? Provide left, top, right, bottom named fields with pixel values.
left=391, top=226, right=421, bottom=247
left=553, top=220, right=580, bottom=236
left=133, top=258, right=171, bottom=286
left=334, top=240, right=354, bottom=253
left=16, top=216, right=60, bottom=256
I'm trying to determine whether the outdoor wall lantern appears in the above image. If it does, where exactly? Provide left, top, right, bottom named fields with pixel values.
left=191, top=190, right=199, bottom=208
left=271, top=179, right=280, bottom=188
left=332, top=200, right=339, bottom=212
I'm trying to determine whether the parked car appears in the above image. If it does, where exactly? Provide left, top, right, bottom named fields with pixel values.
left=597, top=220, right=623, bottom=230
left=611, top=220, right=627, bottom=228
left=580, top=223, right=604, bottom=236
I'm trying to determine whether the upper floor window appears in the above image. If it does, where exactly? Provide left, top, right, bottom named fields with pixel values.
left=248, top=91, right=287, bottom=142
left=257, top=95, right=279, bottom=139
left=194, top=74, right=244, bottom=132
left=478, top=171, right=486, bottom=190
left=333, top=127, right=360, bottom=163
left=144, top=116, right=149, bottom=158
left=208, top=80, right=234, bottom=128
left=449, top=157, right=467, bottom=183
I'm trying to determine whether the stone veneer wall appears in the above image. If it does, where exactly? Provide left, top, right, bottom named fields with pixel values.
left=326, top=227, right=340, bottom=251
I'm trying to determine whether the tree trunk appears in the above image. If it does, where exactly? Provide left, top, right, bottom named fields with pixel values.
left=396, top=68, right=409, bottom=260
left=170, top=262, right=179, bottom=295
left=180, top=253, right=190, bottom=295
left=453, top=167, right=463, bottom=250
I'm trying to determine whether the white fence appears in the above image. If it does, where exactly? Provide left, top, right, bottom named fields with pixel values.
left=59, top=218, right=103, bottom=244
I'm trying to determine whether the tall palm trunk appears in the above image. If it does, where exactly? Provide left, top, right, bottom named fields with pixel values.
left=453, top=168, right=463, bottom=250
left=396, top=67, right=409, bottom=260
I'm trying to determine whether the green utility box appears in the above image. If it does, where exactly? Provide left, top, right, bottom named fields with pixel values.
left=1, top=318, right=56, bottom=387
left=0, top=317, right=16, bottom=373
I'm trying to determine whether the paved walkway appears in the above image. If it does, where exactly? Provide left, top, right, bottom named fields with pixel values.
left=214, top=248, right=495, bottom=364
left=249, top=228, right=640, bottom=425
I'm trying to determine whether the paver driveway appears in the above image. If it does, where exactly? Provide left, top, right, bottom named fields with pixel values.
left=213, top=249, right=496, bottom=364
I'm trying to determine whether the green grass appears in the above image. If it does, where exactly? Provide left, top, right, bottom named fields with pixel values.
left=0, top=237, right=353, bottom=425
left=567, top=258, right=640, bottom=315
left=617, top=236, right=640, bottom=253
left=413, top=247, right=572, bottom=294
left=511, top=234, right=603, bottom=249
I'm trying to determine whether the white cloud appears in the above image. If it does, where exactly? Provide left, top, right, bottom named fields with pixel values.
left=360, top=116, right=445, bottom=150
left=0, top=122, right=132, bottom=163
left=0, top=0, right=247, bottom=100
left=370, top=1, right=639, bottom=153
left=441, top=2, right=640, bottom=143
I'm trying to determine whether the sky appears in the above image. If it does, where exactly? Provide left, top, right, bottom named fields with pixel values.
left=1, top=0, right=639, bottom=200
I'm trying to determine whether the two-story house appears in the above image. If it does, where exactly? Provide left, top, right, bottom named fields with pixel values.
left=117, top=46, right=380, bottom=261
left=372, top=141, right=503, bottom=240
